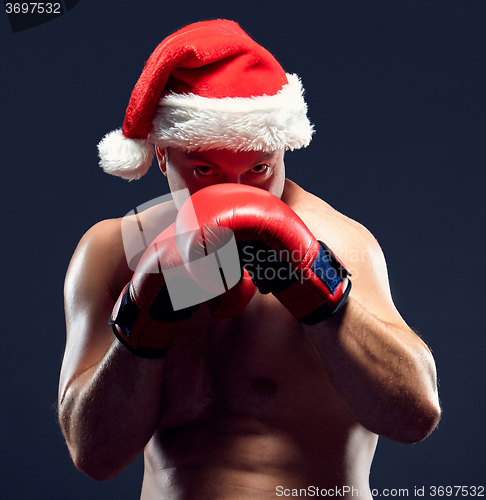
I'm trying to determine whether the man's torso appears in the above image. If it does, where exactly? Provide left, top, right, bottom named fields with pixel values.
left=106, top=180, right=378, bottom=499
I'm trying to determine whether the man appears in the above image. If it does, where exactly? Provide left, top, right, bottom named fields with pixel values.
left=58, top=19, right=440, bottom=499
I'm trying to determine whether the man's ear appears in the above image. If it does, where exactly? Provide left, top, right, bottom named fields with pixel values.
left=155, top=146, right=167, bottom=176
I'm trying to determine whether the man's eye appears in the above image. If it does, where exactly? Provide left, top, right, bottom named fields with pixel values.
left=251, top=164, right=268, bottom=173
left=195, top=166, right=213, bottom=175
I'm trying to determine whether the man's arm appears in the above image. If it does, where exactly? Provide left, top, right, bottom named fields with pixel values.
left=176, top=181, right=440, bottom=444
left=303, top=221, right=440, bottom=443
left=279, top=179, right=441, bottom=442
left=58, top=220, right=166, bottom=480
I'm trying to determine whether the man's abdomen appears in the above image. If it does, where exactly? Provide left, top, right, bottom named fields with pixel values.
left=141, top=295, right=377, bottom=498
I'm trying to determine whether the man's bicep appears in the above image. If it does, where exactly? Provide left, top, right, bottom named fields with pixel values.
left=344, top=230, right=410, bottom=329
left=59, top=221, right=126, bottom=401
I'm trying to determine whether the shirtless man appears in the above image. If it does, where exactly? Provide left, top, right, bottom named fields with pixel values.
left=58, top=20, right=441, bottom=499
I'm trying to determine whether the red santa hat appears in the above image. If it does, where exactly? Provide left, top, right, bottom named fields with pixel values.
left=98, top=19, right=314, bottom=180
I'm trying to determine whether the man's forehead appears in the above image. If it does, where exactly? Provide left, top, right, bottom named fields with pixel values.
left=175, top=149, right=281, bottom=161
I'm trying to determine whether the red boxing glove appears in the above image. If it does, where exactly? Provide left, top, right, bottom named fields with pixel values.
left=110, top=224, right=195, bottom=358
left=206, top=269, right=256, bottom=319
left=110, top=224, right=256, bottom=358
left=174, top=184, right=351, bottom=325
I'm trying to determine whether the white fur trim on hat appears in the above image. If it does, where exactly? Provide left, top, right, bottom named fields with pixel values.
left=148, top=74, right=314, bottom=152
left=98, top=129, right=154, bottom=181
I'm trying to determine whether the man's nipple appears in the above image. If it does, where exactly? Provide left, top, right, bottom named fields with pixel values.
left=251, top=377, right=278, bottom=395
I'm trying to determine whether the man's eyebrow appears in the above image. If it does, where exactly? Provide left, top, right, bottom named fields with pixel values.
left=183, top=151, right=279, bottom=162
left=182, top=153, right=219, bottom=169
left=184, top=153, right=211, bottom=162
left=259, top=151, right=279, bottom=161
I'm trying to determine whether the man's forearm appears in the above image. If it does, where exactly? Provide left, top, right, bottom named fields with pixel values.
left=58, top=340, right=166, bottom=480
left=303, top=297, right=441, bottom=443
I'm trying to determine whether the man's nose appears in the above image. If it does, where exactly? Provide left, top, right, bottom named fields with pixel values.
left=223, top=173, right=243, bottom=184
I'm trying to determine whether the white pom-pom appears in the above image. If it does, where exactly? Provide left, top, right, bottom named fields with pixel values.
left=97, top=129, right=154, bottom=181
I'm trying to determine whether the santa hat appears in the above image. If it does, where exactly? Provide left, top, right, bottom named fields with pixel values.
left=98, top=19, right=314, bottom=180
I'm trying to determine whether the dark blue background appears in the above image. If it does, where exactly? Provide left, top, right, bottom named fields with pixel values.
left=1, top=1, right=485, bottom=498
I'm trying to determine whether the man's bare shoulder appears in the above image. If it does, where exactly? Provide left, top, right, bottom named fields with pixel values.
left=283, top=179, right=406, bottom=324
left=282, top=179, right=378, bottom=251
left=79, top=218, right=122, bottom=250
left=65, top=218, right=127, bottom=302
left=67, top=199, right=178, bottom=298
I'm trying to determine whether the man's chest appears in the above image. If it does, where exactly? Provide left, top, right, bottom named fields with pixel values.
left=156, top=293, right=351, bottom=430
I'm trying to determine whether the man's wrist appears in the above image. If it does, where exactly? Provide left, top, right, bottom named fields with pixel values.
left=243, top=239, right=352, bottom=324
left=109, top=282, right=180, bottom=359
